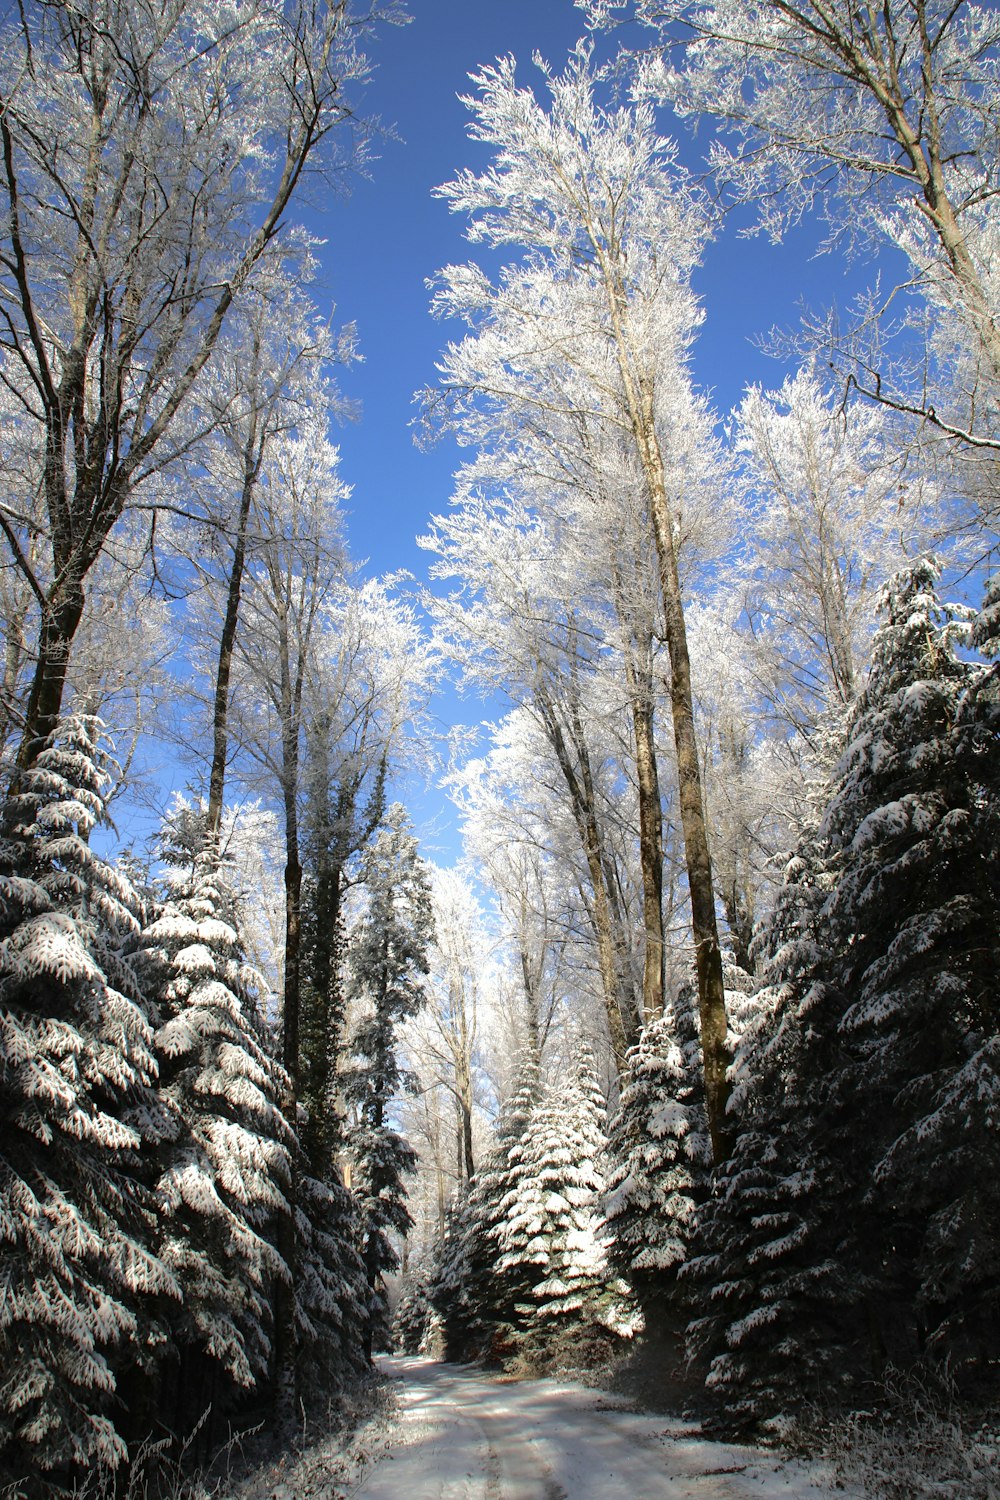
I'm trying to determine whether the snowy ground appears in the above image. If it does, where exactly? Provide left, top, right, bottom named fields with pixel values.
left=340, top=1356, right=858, bottom=1500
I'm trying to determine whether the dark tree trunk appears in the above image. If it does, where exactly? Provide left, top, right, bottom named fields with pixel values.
left=722, top=881, right=755, bottom=977
left=535, top=682, right=642, bottom=1068
left=607, top=542, right=667, bottom=1032
left=274, top=608, right=303, bottom=1428
left=518, top=934, right=542, bottom=1063
left=629, top=673, right=666, bottom=1027
left=655, top=532, right=731, bottom=1165
left=16, top=579, right=85, bottom=772
left=206, top=427, right=264, bottom=843
left=302, top=861, right=346, bottom=1178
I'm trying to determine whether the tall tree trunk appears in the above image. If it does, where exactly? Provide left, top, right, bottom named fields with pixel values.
left=453, top=987, right=476, bottom=1183
left=206, top=427, right=264, bottom=843
left=607, top=540, right=667, bottom=1031
left=535, top=684, right=641, bottom=1066
left=0, top=585, right=31, bottom=753
left=518, top=929, right=543, bottom=1063
left=16, top=578, right=85, bottom=771
left=275, top=609, right=302, bottom=1428
left=302, top=860, right=346, bottom=1178
left=626, top=659, right=666, bottom=1027
left=655, top=531, right=731, bottom=1165
left=595, top=240, right=732, bottom=1161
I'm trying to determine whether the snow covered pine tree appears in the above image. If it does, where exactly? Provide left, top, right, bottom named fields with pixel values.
left=0, top=717, right=176, bottom=1487
left=493, top=1052, right=636, bottom=1369
left=135, top=805, right=293, bottom=1436
left=343, top=805, right=433, bottom=1356
left=687, top=561, right=1000, bottom=1422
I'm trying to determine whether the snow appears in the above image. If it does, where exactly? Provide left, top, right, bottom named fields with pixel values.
left=345, top=1357, right=856, bottom=1500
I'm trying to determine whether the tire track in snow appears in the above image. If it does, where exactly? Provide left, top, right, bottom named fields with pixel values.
left=354, top=1356, right=853, bottom=1500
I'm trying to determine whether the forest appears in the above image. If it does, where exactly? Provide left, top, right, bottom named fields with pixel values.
left=0, top=0, right=996, bottom=1496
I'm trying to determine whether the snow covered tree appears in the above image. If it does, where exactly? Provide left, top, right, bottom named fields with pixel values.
left=587, top=0, right=1000, bottom=454
left=0, top=716, right=175, bottom=1485
left=392, top=1269, right=435, bottom=1355
left=292, top=1168, right=370, bottom=1396
left=298, top=580, right=436, bottom=1183
left=819, top=561, right=1000, bottom=1379
left=734, top=368, right=935, bottom=741
left=0, top=0, right=377, bottom=769
left=688, top=559, right=1000, bottom=1422
left=493, top=1053, right=636, bottom=1366
left=343, top=805, right=433, bottom=1355
left=684, top=838, right=862, bottom=1425
left=427, top=1193, right=481, bottom=1361
left=603, top=990, right=711, bottom=1328
left=428, top=45, right=733, bottom=1157
left=429, top=1054, right=542, bottom=1362
left=135, top=803, right=293, bottom=1431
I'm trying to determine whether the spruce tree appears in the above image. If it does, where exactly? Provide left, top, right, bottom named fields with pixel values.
left=293, top=1168, right=369, bottom=1392
left=391, top=1269, right=434, bottom=1354
left=135, top=805, right=293, bottom=1428
left=603, top=991, right=711, bottom=1327
left=819, top=561, right=1000, bottom=1376
left=0, top=716, right=175, bottom=1485
left=684, top=841, right=862, bottom=1424
left=429, top=1055, right=542, bottom=1361
left=688, top=561, right=1000, bottom=1423
left=494, top=1054, right=635, bottom=1364
left=343, top=805, right=433, bottom=1355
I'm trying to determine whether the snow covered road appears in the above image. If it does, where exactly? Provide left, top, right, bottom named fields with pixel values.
left=352, top=1357, right=853, bottom=1500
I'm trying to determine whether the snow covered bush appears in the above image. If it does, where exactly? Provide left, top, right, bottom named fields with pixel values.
left=823, top=1373, right=1000, bottom=1500
left=0, top=716, right=176, bottom=1486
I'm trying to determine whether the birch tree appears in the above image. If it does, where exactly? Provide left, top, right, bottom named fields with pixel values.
left=427, top=48, right=733, bottom=1160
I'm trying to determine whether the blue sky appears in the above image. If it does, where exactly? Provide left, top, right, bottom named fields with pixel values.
left=296, top=1, right=866, bottom=861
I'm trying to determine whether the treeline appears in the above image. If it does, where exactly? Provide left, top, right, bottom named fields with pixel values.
left=1, top=712, right=435, bottom=1493
left=0, top=3, right=435, bottom=1494
left=400, top=563, right=998, bottom=1428
left=394, top=0, right=1000, bottom=1434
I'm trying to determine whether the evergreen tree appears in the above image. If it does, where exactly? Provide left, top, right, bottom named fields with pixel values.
left=685, top=841, right=862, bottom=1424
left=135, top=805, right=293, bottom=1428
left=293, top=1167, right=370, bottom=1393
left=819, top=561, right=1000, bottom=1377
left=494, top=1054, right=635, bottom=1363
left=299, top=740, right=386, bottom=1183
left=428, top=1191, right=482, bottom=1360
left=688, top=561, right=1000, bottom=1423
left=343, top=805, right=433, bottom=1354
left=391, top=1268, right=434, bottom=1354
left=603, top=990, right=711, bottom=1326
left=428, top=1057, right=543, bottom=1362
left=0, top=716, right=175, bottom=1486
